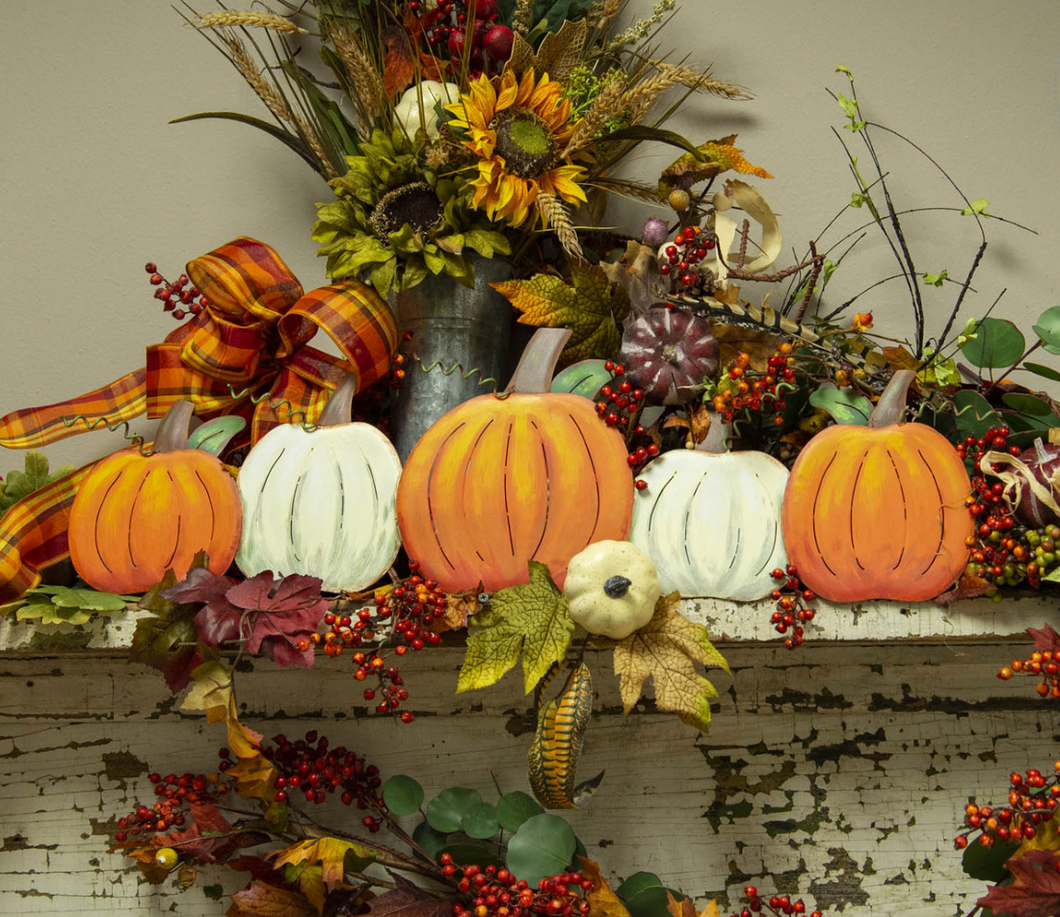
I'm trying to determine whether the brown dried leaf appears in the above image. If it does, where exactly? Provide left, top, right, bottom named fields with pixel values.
left=228, top=880, right=317, bottom=917
left=710, top=321, right=781, bottom=372
left=505, top=33, right=535, bottom=79
left=934, top=572, right=994, bottom=608
left=434, top=590, right=482, bottom=633
left=661, top=403, right=711, bottom=445
left=712, top=285, right=742, bottom=305
left=533, top=20, right=587, bottom=82
left=269, top=838, right=376, bottom=892
left=882, top=346, right=919, bottom=372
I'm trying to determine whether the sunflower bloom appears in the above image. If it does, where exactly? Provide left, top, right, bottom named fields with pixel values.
left=447, top=69, right=588, bottom=229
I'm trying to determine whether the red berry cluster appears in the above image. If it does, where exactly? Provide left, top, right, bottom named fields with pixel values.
left=711, top=345, right=794, bottom=428
left=954, top=762, right=1060, bottom=850
left=658, top=224, right=716, bottom=289
left=442, top=857, right=593, bottom=917
left=113, top=771, right=225, bottom=843
left=594, top=362, right=643, bottom=433
left=144, top=261, right=208, bottom=321
left=411, top=0, right=513, bottom=74
left=998, top=648, right=1060, bottom=698
left=726, top=886, right=820, bottom=917
left=769, top=566, right=814, bottom=650
left=256, top=730, right=386, bottom=813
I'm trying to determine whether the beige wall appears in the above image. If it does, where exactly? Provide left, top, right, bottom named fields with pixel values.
left=3, top=1, right=1059, bottom=470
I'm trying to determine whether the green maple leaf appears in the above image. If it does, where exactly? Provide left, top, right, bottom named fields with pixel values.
left=0, top=451, right=75, bottom=513
left=492, top=264, right=630, bottom=363
left=458, top=561, right=575, bottom=695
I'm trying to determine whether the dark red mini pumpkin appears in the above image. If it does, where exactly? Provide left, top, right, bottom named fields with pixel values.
left=618, top=308, right=719, bottom=404
left=1015, top=438, right=1060, bottom=527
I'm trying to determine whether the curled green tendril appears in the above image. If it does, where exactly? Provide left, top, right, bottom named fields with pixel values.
left=412, top=357, right=511, bottom=400
left=226, top=385, right=315, bottom=430
left=61, top=415, right=150, bottom=454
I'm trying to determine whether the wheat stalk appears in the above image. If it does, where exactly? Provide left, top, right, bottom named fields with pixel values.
left=329, top=28, right=387, bottom=125
left=513, top=0, right=535, bottom=35
left=565, top=75, right=628, bottom=156
left=224, top=37, right=338, bottom=179
left=536, top=193, right=585, bottom=262
left=194, top=11, right=306, bottom=33
left=604, top=0, right=675, bottom=52
left=647, top=61, right=750, bottom=100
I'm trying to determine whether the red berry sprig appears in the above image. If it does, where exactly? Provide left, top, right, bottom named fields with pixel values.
left=998, top=648, right=1060, bottom=698
left=594, top=362, right=642, bottom=432
left=954, top=761, right=1060, bottom=850
left=443, top=858, right=593, bottom=917
left=113, top=770, right=226, bottom=843
left=144, top=261, right=208, bottom=322
left=658, top=224, right=717, bottom=289
left=769, top=565, right=814, bottom=650
left=256, top=730, right=386, bottom=813
left=726, top=885, right=820, bottom=917
left=711, top=344, right=793, bottom=429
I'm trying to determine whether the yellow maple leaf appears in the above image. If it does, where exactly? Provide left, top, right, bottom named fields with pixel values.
left=181, top=661, right=233, bottom=724
left=492, top=264, right=630, bottom=363
left=577, top=858, right=631, bottom=917
left=269, top=837, right=376, bottom=892
left=666, top=891, right=719, bottom=917
left=612, top=593, right=729, bottom=732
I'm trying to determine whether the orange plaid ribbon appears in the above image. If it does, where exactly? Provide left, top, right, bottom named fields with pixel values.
left=0, top=237, right=397, bottom=600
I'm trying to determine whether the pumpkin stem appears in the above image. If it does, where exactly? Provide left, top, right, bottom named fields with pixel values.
left=318, top=374, right=358, bottom=427
left=697, top=410, right=730, bottom=454
left=504, top=328, right=573, bottom=395
left=154, top=401, right=195, bottom=453
left=868, top=370, right=915, bottom=428
left=1035, top=436, right=1050, bottom=465
left=603, top=575, right=632, bottom=598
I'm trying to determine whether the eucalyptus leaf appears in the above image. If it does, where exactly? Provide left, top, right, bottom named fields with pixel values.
left=461, top=802, right=500, bottom=840
left=623, top=886, right=687, bottom=917
left=1001, top=393, right=1054, bottom=416
left=1033, top=305, right=1060, bottom=355
left=426, top=788, right=482, bottom=833
left=959, top=318, right=1025, bottom=369
left=412, top=821, right=448, bottom=859
left=439, top=842, right=505, bottom=870
left=961, top=832, right=1013, bottom=882
left=189, top=416, right=246, bottom=456
left=505, top=814, right=576, bottom=886
left=808, top=384, right=872, bottom=425
left=616, top=873, right=665, bottom=898
left=1024, top=362, right=1060, bottom=383
left=384, top=775, right=425, bottom=816
left=496, top=791, right=544, bottom=833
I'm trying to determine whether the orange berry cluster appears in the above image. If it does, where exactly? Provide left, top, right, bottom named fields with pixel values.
left=954, top=762, right=1060, bottom=850
left=444, top=858, right=593, bottom=917
left=711, top=344, right=794, bottom=427
left=114, top=770, right=226, bottom=843
left=769, top=565, right=815, bottom=650
left=594, top=362, right=644, bottom=430
left=998, top=648, right=1060, bottom=698
left=726, top=885, right=821, bottom=917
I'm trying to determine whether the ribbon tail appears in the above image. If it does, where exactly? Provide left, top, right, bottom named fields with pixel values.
left=0, top=464, right=97, bottom=601
left=0, top=369, right=148, bottom=449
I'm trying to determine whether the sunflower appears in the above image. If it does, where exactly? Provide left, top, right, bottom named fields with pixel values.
left=446, top=68, right=587, bottom=229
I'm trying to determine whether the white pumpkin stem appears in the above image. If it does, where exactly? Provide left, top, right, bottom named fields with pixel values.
left=697, top=410, right=730, bottom=455
left=868, top=370, right=915, bottom=428
left=318, top=374, right=358, bottom=427
left=154, top=401, right=194, bottom=454
left=1035, top=436, right=1050, bottom=464
left=504, top=328, right=573, bottom=395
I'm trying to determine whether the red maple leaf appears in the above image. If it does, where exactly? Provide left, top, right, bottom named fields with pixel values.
left=150, top=802, right=268, bottom=864
left=162, top=568, right=243, bottom=646
left=226, top=572, right=329, bottom=667
left=1027, top=623, right=1060, bottom=655
left=979, top=849, right=1060, bottom=917
left=228, top=880, right=317, bottom=917
left=368, top=875, right=453, bottom=917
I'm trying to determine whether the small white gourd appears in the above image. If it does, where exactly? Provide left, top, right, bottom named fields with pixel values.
left=563, top=540, right=661, bottom=639
left=394, top=82, right=460, bottom=140
left=236, top=375, right=402, bottom=593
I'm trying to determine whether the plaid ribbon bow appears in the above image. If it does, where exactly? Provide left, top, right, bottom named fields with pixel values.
left=0, top=237, right=397, bottom=600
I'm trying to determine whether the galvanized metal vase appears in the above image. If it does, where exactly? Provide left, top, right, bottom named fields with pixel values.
left=390, top=257, right=514, bottom=462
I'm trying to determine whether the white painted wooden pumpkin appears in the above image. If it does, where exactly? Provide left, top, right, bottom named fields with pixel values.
left=627, top=446, right=789, bottom=601
left=236, top=376, right=402, bottom=593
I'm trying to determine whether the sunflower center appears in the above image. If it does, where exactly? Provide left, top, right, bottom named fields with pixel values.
left=492, top=109, right=556, bottom=178
left=369, top=182, right=444, bottom=240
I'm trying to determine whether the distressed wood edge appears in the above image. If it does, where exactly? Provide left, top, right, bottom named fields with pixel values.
left=0, top=592, right=1051, bottom=655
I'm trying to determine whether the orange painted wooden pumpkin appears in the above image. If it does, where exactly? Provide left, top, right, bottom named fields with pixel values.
left=396, top=328, right=634, bottom=593
left=69, top=401, right=243, bottom=593
left=782, top=370, right=973, bottom=603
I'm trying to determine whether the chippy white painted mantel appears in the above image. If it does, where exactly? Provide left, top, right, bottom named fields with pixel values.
left=1, top=594, right=1058, bottom=917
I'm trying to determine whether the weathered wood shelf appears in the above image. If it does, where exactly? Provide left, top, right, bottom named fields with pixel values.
left=1, top=595, right=1057, bottom=917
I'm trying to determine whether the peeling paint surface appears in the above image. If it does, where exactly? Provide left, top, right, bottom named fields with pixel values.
left=0, top=634, right=1055, bottom=915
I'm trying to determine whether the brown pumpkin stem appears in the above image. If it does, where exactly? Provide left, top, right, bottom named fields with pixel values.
left=318, top=374, right=358, bottom=427
left=868, top=370, right=915, bottom=428
left=504, top=328, right=573, bottom=395
left=154, top=401, right=195, bottom=453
